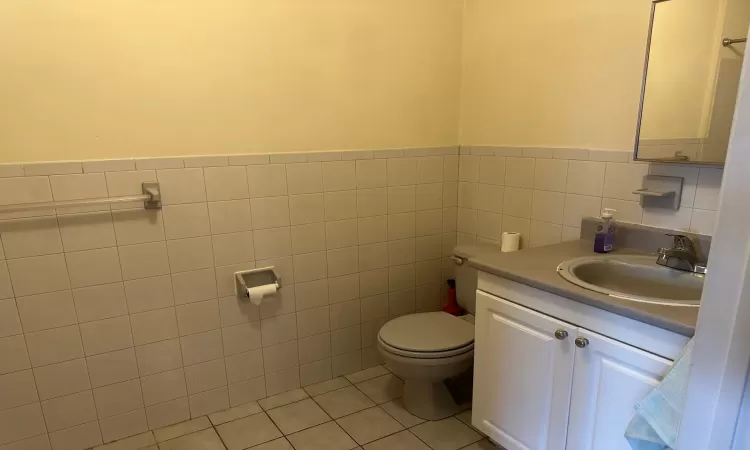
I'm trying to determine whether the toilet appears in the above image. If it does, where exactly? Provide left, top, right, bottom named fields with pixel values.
left=377, top=244, right=490, bottom=420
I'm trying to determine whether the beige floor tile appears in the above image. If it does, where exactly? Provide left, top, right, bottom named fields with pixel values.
left=380, top=399, right=425, bottom=428
left=157, top=428, right=225, bottom=450
left=208, top=402, right=263, bottom=425
left=410, top=417, right=481, bottom=450
left=344, top=366, right=389, bottom=384
left=286, top=421, right=358, bottom=450
left=454, top=410, right=482, bottom=434
left=457, top=440, right=502, bottom=449
left=336, top=407, right=404, bottom=445
left=303, top=377, right=351, bottom=397
left=363, top=430, right=430, bottom=450
left=250, top=438, right=294, bottom=450
left=314, top=386, right=375, bottom=419
left=154, top=417, right=212, bottom=442
left=215, top=412, right=283, bottom=450
left=266, top=399, right=330, bottom=435
left=355, top=375, right=403, bottom=404
left=259, top=389, right=309, bottom=411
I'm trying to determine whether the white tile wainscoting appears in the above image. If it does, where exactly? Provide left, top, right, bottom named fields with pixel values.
left=0, top=146, right=721, bottom=450
left=455, top=146, right=722, bottom=248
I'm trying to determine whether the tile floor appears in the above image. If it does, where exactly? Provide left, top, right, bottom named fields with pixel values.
left=90, top=365, right=501, bottom=450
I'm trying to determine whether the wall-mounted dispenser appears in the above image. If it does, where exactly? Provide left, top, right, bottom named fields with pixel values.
left=235, top=267, right=281, bottom=306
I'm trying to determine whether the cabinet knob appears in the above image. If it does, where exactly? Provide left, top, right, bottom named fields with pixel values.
left=575, top=337, right=590, bottom=348
left=554, top=330, right=569, bottom=340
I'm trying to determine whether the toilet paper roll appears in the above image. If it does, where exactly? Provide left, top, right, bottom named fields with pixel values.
left=501, top=232, right=521, bottom=252
left=246, top=284, right=277, bottom=306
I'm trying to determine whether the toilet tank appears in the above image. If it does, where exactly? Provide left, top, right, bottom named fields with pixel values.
left=451, top=244, right=502, bottom=315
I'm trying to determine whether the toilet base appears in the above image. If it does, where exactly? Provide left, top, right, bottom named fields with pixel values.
left=402, top=379, right=470, bottom=421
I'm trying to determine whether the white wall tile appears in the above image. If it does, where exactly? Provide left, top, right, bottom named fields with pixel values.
left=72, top=283, right=128, bottom=323
left=130, top=308, right=178, bottom=346
left=65, top=247, right=122, bottom=288
left=533, top=159, right=568, bottom=192
left=324, top=191, right=357, bottom=221
left=502, top=187, right=532, bottom=218
left=477, top=211, right=503, bottom=241
left=49, top=174, right=107, bottom=201
left=331, top=351, right=361, bottom=378
left=456, top=208, right=477, bottom=234
left=204, top=167, right=249, bottom=201
left=416, top=235, right=442, bottom=262
left=79, top=316, right=133, bottom=356
left=288, top=194, right=324, bottom=225
left=49, top=420, right=103, bottom=450
left=642, top=207, right=693, bottom=232
left=356, top=189, right=387, bottom=218
left=176, top=300, right=221, bottom=336
left=0, top=263, right=13, bottom=301
left=99, top=409, right=148, bottom=443
left=328, top=274, right=359, bottom=305
left=355, top=160, right=386, bottom=189
left=228, top=377, right=266, bottom=406
left=359, top=269, right=389, bottom=298
left=358, top=216, right=387, bottom=245
left=16, top=290, right=78, bottom=333
left=265, top=368, right=300, bottom=396
left=41, top=390, right=98, bottom=432
left=601, top=198, right=643, bottom=224
left=167, top=236, right=214, bottom=273
left=324, top=220, right=358, bottom=250
left=387, top=158, right=417, bottom=186
left=417, top=157, right=444, bottom=184
left=0, top=217, right=63, bottom=259
left=329, top=300, right=360, bottom=331
left=387, top=186, right=415, bottom=214
left=0, top=370, right=38, bottom=411
left=562, top=226, right=581, bottom=242
left=457, top=156, right=479, bottom=182
left=180, top=330, right=223, bottom=366
left=222, top=322, right=262, bottom=357
left=250, top=197, right=290, bottom=229
left=694, top=168, right=723, bottom=210
left=388, top=239, right=415, bottom=266
left=0, top=403, right=46, bottom=444
left=135, top=339, right=183, bottom=377
left=25, top=325, right=84, bottom=367
left=24, top=162, right=82, bottom=177
left=690, top=209, right=717, bottom=235
left=253, top=227, right=292, bottom=260
left=118, top=242, right=169, bottom=280
left=554, top=148, right=589, bottom=160
left=124, top=275, right=174, bottom=313
left=218, top=296, right=259, bottom=327
left=331, top=326, right=362, bottom=356
left=212, top=232, right=255, bottom=267
left=0, top=336, right=29, bottom=375
left=443, top=182, right=458, bottom=208
left=505, top=158, right=535, bottom=188
left=457, top=182, right=477, bottom=209
left=322, top=162, right=356, bottom=192
left=172, top=268, right=217, bottom=305
left=530, top=221, right=562, bottom=248
left=566, top=161, right=606, bottom=196
left=247, top=165, right=287, bottom=198
left=230, top=154, right=269, bottom=166
left=225, top=349, right=264, bottom=384
left=58, top=212, right=117, bottom=252
left=93, top=379, right=143, bottom=418
left=0, top=299, right=22, bottom=338
left=286, top=163, right=323, bottom=195
left=387, top=212, right=415, bottom=240
left=135, top=158, right=183, bottom=170
left=294, top=280, right=329, bottom=312
left=327, top=247, right=359, bottom=277
left=87, top=348, right=139, bottom=389
left=296, top=307, right=330, bottom=339
left=563, top=194, right=602, bottom=228
left=602, top=162, right=648, bottom=202
left=293, top=251, right=328, bottom=283
left=207, top=200, right=252, bottom=234
left=111, top=209, right=164, bottom=246
left=184, top=359, right=227, bottom=395
left=33, top=358, right=90, bottom=400
left=416, top=183, right=443, bottom=211
left=415, top=210, right=443, bottom=237
left=297, top=334, right=331, bottom=366
left=531, top=190, right=565, bottom=224
left=156, top=169, right=206, bottom=205
left=7, top=254, right=70, bottom=296
left=0, top=177, right=52, bottom=207
left=476, top=184, right=504, bottom=213
left=262, top=341, right=298, bottom=374
left=0, top=434, right=50, bottom=450
left=82, top=159, right=135, bottom=173
left=162, top=203, right=211, bottom=239
left=106, top=171, right=158, bottom=202
left=141, top=369, right=187, bottom=407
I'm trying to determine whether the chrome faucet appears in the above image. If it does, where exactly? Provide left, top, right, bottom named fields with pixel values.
left=656, top=234, right=707, bottom=274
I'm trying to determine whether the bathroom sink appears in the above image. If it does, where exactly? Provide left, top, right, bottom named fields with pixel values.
left=557, top=255, right=703, bottom=307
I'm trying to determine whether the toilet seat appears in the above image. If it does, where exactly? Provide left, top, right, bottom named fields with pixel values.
left=378, top=312, right=475, bottom=359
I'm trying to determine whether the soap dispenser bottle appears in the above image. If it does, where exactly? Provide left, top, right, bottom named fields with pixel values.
left=594, top=208, right=617, bottom=253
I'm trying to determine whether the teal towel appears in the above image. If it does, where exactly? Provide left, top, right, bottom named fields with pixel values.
left=625, top=339, right=694, bottom=450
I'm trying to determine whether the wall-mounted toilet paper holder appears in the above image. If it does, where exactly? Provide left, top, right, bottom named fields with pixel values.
left=235, top=267, right=282, bottom=298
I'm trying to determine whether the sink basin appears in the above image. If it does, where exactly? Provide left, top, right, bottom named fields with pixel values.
left=557, top=255, right=703, bottom=307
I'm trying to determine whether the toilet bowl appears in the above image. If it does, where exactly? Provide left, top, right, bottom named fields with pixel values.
left=376, top=244, right=495, bottom=420
left=377, top=311, right=475, bottom=420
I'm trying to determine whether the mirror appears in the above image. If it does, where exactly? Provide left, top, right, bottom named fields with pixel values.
left=634, top=0, right=749, bottom=165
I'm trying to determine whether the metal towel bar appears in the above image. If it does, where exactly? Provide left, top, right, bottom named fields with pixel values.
left=0, top=182, right=161, bottom=214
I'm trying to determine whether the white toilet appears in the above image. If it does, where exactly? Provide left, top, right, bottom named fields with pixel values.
left=377, top=245, right=489, bottom=420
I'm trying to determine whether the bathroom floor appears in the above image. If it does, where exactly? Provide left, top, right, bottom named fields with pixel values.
left=98, top=365, right=500, bottom=450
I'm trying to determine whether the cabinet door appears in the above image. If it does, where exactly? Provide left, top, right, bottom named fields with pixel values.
left=473, top=291, right=577, bottom=450
left=566, top=328, right=673, bottom=450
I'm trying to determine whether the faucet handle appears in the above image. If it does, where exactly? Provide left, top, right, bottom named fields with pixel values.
left=666, top=233, right=692, bottom=249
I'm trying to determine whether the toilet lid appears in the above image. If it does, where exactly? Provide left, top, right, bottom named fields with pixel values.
left=378, top=312, right=474, bottom=353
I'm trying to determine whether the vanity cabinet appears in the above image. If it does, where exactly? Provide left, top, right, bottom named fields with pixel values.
left=473, top=290, right=674, bottom=450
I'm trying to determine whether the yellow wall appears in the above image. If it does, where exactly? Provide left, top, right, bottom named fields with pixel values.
left=460, top=0, right=654, bottom=150
left=0, top=0, right=463, bottom=163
